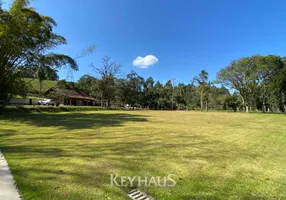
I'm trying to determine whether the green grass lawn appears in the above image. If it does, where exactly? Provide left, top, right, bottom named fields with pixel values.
left=0, top=111, right=286, bottom=199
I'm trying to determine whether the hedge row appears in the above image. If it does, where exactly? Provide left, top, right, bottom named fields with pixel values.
left=2, top=106, right=123, bottom=113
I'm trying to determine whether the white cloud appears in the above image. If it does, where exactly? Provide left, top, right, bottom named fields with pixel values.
left=133, top=55, right=159, bottom=68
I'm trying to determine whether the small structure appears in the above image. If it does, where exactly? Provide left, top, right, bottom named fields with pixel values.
left=44, top=87, right=96, bottom=106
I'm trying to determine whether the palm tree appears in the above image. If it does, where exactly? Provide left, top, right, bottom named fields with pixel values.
left=193, top=70, right=209, bottom=111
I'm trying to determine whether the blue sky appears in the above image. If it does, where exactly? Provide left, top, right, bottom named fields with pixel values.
left=4, top=0, right=286, bottom=84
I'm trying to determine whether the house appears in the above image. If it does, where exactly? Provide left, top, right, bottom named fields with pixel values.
left=44, top=87, right=96, bottom=106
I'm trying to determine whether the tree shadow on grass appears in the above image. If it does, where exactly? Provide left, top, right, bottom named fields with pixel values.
left=2, top=136, right=270, bottom=200
left=1, top=112, right=281, bottom=199
left=0, top=129, right=17, bottom=137
left=2, top=112, right=149, bottom=130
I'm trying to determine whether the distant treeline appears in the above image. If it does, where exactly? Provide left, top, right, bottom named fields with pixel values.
left=20, top=54, right=286, bottom=113
left=61, top=54, right=286, bottom=113
left=56, top=69, right=237, bottom=111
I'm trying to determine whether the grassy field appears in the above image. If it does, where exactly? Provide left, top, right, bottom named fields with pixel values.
left=24, top=78, right=57, bottom=94
left=0, top=111, right=286, bottom=199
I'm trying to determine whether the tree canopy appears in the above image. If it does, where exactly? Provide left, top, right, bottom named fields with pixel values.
left=0, top=0, right=78, bottom=107
left=217, top=55, right=286, bottom=112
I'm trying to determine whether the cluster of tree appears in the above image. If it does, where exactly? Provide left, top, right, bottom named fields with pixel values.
left=217, top=55, right=286, bottom=112
left=71, top=56, right=240, bottom=110
left=74, top=54, right=286, bottom=113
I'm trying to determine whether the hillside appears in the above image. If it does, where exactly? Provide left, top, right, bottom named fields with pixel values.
left=24, top=78, right=57, bottom=95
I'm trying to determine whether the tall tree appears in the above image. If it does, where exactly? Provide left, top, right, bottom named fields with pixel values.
left=217, top=56, right=261, bottom=112
left=143, top=77, right=155, bottom=109
left=258, top=55, right=286, bottom=112
left=216, top=55, right=286, bottom=113
left=92, top=56, right=121, bottom=107
left=76, top=74, right=99, bottom=98
left=122, top=70, right=144, bottom=108
left=0, top=0, right=78, bottom=107
left=154, top=81, right=164, bottom=110
left=193, top=70, right=209, bottom=111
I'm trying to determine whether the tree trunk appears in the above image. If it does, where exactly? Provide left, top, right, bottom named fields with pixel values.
left=269, top=104, right=273, bottom=112
left=239, top=94, right=244, bottom=110
left=282, top=92, right=286, bottom=112
left=245, top=105, right=249, bottom=113
left=239, top=94, right=249, bottom=113
left=200, top=91, right=203, bottom=111
left=100, top=93, right=103, bottom=107
left=262, top=99, right=266, bottom=113
left=205, top=100, right=208, bottom=111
